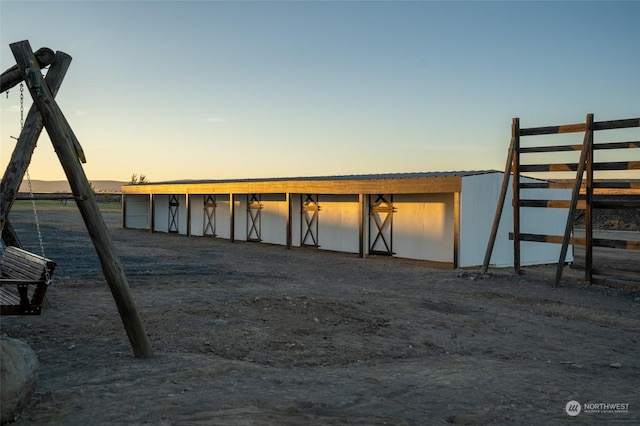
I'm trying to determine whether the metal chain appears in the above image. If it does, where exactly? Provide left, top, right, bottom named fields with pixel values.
left=20, top=82, right=24, bottom=128
left=20, top=82, right=52, bottom=284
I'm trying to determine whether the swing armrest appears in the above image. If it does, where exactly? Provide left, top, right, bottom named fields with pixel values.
left=0, top=247, right=56, bottom=315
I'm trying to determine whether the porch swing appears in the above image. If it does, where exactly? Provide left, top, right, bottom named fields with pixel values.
left=0, top=40, right=152, bottom=356
left=0, top=83, right=56, bottom=315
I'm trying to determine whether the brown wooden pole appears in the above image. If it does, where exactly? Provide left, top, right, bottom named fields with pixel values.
left=185, top=193, right=191, bottom=237
left=285, top=192, right=292, bottom=249
left=1, top=51, right=72, bottom=238
left=512, top=118, right=521, bottom=274
left=149, top=194, right=155, bottom=232
left=553, top=114, right=594, bottom=287
left=481, top=122, right=517, bottom=274
left=229, top=193, right=235, bottom=242
left=1, top=220, right=22, bottom=248
left=358, top=194, right=366, bottom=258
left=10, top=40, right=153, bottom=357
left=584, top=116, right=594, bottom=283
left=1, top=47, right=56, bottom=93
left=453, top=192, right=460, bottom=269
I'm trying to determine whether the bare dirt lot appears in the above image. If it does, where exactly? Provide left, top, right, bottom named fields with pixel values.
left=2, top=202, right=639, bottom=425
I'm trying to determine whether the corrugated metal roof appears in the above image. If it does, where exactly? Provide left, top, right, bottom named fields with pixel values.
left=151, top=170, right=500, bottom=186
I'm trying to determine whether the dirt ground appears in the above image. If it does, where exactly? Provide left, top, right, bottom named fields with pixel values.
left=2, top=202, right=639, bottom=425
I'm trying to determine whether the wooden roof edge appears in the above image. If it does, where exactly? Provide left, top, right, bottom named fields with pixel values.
left=121, top=170, right=501, bottom=195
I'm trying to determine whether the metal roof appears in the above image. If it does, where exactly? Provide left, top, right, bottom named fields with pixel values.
left=150, top=170, right=501, bottom=186
left=121, top=170, right=502, bottom=195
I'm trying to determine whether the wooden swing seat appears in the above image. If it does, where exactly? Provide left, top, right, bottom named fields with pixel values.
left=0, top=246, right=56, bottom=315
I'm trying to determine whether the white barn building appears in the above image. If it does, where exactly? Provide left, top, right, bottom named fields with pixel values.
left=121, top=171, right=573, bottom=268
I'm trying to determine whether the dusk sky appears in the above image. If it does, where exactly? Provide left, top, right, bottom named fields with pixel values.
left=1, top=1, right=639, bottom=182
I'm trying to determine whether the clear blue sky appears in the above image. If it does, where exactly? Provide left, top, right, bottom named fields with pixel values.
left=1, top=1, right=639, bottom=182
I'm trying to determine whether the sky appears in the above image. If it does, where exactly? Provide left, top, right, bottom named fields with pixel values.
left=1, top=0, right=639, bottom=183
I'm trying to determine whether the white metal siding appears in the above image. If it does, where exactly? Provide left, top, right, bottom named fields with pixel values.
left=460, top=173, right=573, bottom=268
left=153, top=195, right=169, bottom=233
left=460, top=173, right=506, bottom=268
left=124, top=194, right=149, bottom=229
left=393, top=193, right=454, bottom=262
left=317, top=194, right=360, bottom=253
left=189, top=195, right=205, bottom=236
left=260, top=194, right=287, bottom=245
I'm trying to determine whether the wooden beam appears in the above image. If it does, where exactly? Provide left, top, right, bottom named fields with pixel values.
left=520, top=144, right=583, bottom=153
left=593, top=118, right=640, bottom=130
left=513, top=233, right=640, bottom=251
left=229, top=193, right=235, bottom=242
left=554, top=114, right=593, bottom=287
left=481, top=123, right=516, bottom=274
left=519, top=117, right=639, bottom=136
left=186, top=193, right=191, bottom=237
left=1, top=51, right=71, bottom=237
left=1, top=220, right=22, bottom=248
left=453, top=192, right=460, bottom=269
left=512, top=118, right=521, bottom=274
left=520, top=161, right=639, bottom=173
left=0, top=47, right=56, bottom=93
left=149, top=193, right=155, bottom=233
left=10, top=40, right=153, bottom=358
left=520, top=122, right=585, bottom=136
left=359, top=194, right=366, bottom=258
left=585, top=117, right=595, bottom=283
left=285, top=193, right=292, bottom=249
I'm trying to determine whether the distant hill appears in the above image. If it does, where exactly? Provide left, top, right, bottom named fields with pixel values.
left=19, top=180, right=126, bottom=193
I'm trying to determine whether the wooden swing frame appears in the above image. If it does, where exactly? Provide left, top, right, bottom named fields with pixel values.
left=0, top=40, right=152, bottom=357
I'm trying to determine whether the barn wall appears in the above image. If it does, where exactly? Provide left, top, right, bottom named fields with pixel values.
left=213, top=195, right=231, bottom=239
left=124, top=172, right=572, bottom=268
left=460, top=173, right=505, bottom=268
left=153, top=195, right=170, bottom=233
left=393, top=193, right=455, bottom=262
left=124, top=194, right=149, bottom=229
left=291, top=195, right=302, bottom=248
left=152, top=194, right=187, bottom=234
left=189, top=195, right=205, bottom=236
left=317, top=194, right=360, bottom=253
left=260, top=194, right=287, bottom=245
left=460, top=173, right=573, bottom=268
left=235, top=196, right=248, bottom=241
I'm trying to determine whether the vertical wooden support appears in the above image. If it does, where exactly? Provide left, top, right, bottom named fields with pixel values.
left=186, top=193, right=191, bottom=237
left=554, top=113, right=594, bottom=287
left=481, top=124, right=517, bottom=274
left=149, top=193, right=155, bottom=233
left=121, top=193, right=128, bottom=229
left=1, top=51, right=71, bottom=237
left=512, top=118, right=521, bottom=274
left=1, top=221, right=21, bottom=248
left=285, top=192, right=292, bottom=249
left=229, top=193, right=235, bottom=242
left=453, top=192, right=460, bottom=269
left=584, top=118, right=594, bottom=282
left=11, top=40, right=153, bottom=358
left=358, top=194, right=366, bottom=258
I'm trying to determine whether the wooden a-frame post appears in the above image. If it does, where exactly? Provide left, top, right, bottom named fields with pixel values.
left=1, top=50, right=71, bottom=246
left=6, top=40, right=152, bottom=358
